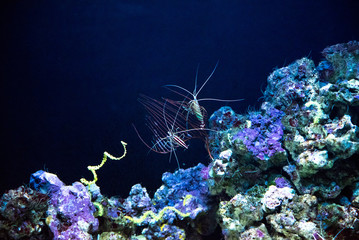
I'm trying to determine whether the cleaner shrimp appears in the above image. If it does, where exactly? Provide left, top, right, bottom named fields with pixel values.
left=132, top=94, right=208, bottom=167
left=164, top=61, right=244, bottom=129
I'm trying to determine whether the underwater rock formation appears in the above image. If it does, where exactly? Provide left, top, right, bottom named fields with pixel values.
left=208, top=40, right=359, bottom=239
left=1, top=41, right=359, bottom=239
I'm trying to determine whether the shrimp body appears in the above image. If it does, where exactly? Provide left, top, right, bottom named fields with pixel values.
left=150, top=131, right=188, bottom=154
left=167, top=131, right=188, bottom=149
left=188, top=99, right=205, bottom=128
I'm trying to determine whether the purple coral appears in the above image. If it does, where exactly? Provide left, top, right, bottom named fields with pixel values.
left=233, top=108, right=285, bottom=161
left=275, top=177, right=292, bottom=189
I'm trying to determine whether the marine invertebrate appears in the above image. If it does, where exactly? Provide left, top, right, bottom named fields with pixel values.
left=165, top=62, right=243, bottom=129
left=232, top=107, right=286, bottom=162
left=124, top=206, right=191, bottom=225
left=133, top=94, right=209, bottom=166
left=80, top=141, right=128, bottom=186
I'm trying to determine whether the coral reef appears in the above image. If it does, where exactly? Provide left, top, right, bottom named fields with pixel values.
left=1, top=41, right=359, bottom=239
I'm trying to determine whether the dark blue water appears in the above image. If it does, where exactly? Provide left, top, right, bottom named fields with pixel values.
left=1, top=0, right=358, bottom=197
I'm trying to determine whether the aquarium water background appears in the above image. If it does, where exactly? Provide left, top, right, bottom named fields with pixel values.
left=1, top=0, right=359, bottom=198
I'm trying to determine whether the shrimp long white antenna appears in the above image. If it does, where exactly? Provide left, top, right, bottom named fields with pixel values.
left=195, top=60, right=219, bottom=98
left=164, top=61, right=219, bottom=101
left=164, top=61, right=243, bottom=103
left=165, top=84, right=193, bottom=96
left=193, top=63, right=200, bottom=97
left=172, top=147, right=180, bottom=168
left=164, top=61, right=243, bottom=129
left=163, top=100, right=170, bottom=131
left=198, top=98, right=244, bottom=102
